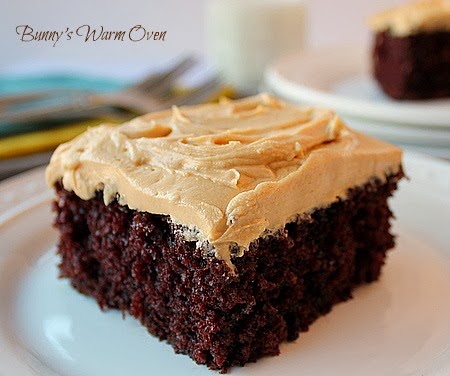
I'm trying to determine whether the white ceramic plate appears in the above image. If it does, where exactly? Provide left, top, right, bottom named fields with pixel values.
left=340, top=115, right=450, bottom=148
left=1, top=154, right=450, bottom=376
left=264, top=47, right=450, bottom=129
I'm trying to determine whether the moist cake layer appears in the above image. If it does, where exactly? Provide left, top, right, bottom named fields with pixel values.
left=368, top=0, right=450, bottom=37
left=46, top=94, right=402, bottom=267
left=372, top=30, right=450, bottom=99
left=54, top=171, right=402, bottom=371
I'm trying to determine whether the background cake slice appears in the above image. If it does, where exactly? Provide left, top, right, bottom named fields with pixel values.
left=369, top=0, right=450, bottom=100
left=46, top=94, right=403, bottom=371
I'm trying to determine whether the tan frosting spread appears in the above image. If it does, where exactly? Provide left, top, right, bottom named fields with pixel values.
left=368, top=0, right=450, bottom=36
left=46, top=94, right=402, bottom=270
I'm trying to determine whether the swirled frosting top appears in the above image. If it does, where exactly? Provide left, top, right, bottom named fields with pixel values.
left=46, top=94, right=402, bottom=269
left=368, top=0, right=450, bottom=36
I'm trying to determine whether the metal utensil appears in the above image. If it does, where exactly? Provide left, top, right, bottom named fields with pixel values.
left=0, top=57, right=221, bottom=126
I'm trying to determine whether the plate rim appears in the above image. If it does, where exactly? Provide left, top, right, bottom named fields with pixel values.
left=264, top=46, right=450, bottom=128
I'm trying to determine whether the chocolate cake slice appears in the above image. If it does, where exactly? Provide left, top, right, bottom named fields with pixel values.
left=369, top=0, right=450, bottom=100
left=46, top=94, right=403, bottom=371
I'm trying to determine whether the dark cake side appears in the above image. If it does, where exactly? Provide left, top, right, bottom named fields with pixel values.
left=53, top=171, right=403, bottom=371
left=372, top=30, right=450, bottom=100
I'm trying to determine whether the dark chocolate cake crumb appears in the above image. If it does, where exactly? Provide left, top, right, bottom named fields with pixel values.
left=53, top=171, right=403, bottom=371
left=372, top=30, right=450, bottom=100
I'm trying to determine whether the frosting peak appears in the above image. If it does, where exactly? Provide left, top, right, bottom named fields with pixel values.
left=46, top=94, right=402, bottom=268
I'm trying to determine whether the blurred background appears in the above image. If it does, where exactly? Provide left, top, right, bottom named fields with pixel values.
left=1, top=0, right=448, bottom=179
left=3, top=0, right=407, bottom=71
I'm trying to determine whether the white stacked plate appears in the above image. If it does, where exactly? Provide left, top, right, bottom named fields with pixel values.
left=264, top=46, right=450, bottom=159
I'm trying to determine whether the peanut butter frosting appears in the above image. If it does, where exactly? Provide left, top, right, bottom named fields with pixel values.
left=46, top=94, right=402, bottom=270
left=368, top=0, right=450, bottom=36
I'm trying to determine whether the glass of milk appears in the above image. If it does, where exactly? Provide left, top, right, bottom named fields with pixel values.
left=206, top=0, right=307, bottom=93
